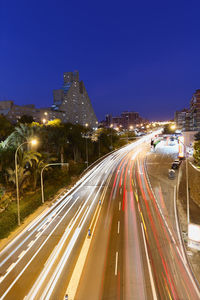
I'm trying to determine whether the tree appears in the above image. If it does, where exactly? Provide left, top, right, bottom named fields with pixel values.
left=0, top=115, right=14, bottom=141
left=19, top=115, right=34, bottom=124
left=193, top=141, right=200, bottom=166
left=194, top=132, right=200, bottom=141
left=5, top=123, right=40, bottom=148
left=30, top=154, right=57, bottom=190
left=6, top=151, right=41, bottom=193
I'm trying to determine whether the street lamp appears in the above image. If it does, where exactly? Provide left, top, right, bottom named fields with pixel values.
left=15, top=139, right=37, bottom=226
left=110, top=124, right=113, bottom=149
left=171, top=124, right=176, bottom=130
left=178, top=136, right=190, bottom=224
left=41, top=163, right=69, bottom=203
left=128, top=125, right=133, bottom=141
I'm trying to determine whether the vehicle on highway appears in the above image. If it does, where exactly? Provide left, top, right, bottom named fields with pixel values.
left=168, top=169, right=175, bottom=179
left=171, top=162, right=179, bottom=170
left=174, top=159, right=182, bottom=166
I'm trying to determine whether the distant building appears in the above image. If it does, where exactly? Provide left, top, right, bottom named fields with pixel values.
left=0, top=71, right=98, bottom=128
left=101, top=111, right=144, bottom=129
left=175, top=89, right=200, bottom=132
left=174, top=108, right=190, bottom=131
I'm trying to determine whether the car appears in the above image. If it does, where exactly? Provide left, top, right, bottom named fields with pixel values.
left=168, top=169, right=175, bottom=179
left=174, top=159, right=182, bottom=166
left=171, top=162, right=180, bottom=170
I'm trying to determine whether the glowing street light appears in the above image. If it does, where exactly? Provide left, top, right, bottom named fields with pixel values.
left=170, top=124, right=176, bottom=130
left=42, top=118, right=47, bottom=124
left=15, top=139, right=38, bottom=225
left=110, top=124, right=113, bottom=149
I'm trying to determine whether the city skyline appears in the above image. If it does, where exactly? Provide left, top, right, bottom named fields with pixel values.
left=1, top=1, right=200, bottom=121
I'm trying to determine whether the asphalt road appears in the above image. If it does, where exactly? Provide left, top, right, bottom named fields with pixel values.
left=0, top=132, right=199, bottom=300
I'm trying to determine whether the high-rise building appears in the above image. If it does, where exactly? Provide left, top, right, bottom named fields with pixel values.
left=175, top=89, right=200, bottom=132
left=0, top=71, right=98, bottom=127
left=52, top=71, right=98, bottom=127
left=190, top=89, right=200, bottom=131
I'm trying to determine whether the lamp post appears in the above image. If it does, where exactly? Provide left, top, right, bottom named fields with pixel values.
left=84, top=123, right=89, bottom=168
left=15, top=139, right=37, bottom=226
left=110, top=124, right=113, bottom=149
left=178, top=136, right=190, bottom=224
left=128, top=125, right=133, bottom=141
left=41, top=163, right=69, bottom=204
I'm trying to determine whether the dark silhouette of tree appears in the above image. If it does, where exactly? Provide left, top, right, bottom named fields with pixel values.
left=19, top=115, right=34, bottom=124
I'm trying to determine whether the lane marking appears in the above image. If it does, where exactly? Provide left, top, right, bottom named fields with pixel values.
left=141, top=223, right=158, bottom=300
left=119, top=202, right=121, bottom=211
left=28, top=241, right=34, bottom=248
left=117, top=221, right=120, bottom=234
left=6, top=262, right=16, bottom=273
left=115, top=252, right=118, bottom=276
left=18, top=250, right=26, bottom=259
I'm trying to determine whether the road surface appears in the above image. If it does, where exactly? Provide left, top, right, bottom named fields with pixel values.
left=0, top=132, right=199, bottom=299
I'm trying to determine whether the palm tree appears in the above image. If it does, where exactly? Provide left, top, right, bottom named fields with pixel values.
left=5, top=123, right=39, bottom=148
left=6, top=151, right=41, bottom=194
left=30, top=154, right=57, bottom=190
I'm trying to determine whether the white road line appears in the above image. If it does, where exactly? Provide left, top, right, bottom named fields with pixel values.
left=0, top=195, right=82, bottom=299
left=18, top=250, right=26, bottom=259
left=6, top=262, right=16, bottom=273
left=119, top=202, right=121, bottom=211
left=117, top=221, right=120, bottom=234
left=27, top=240, right=34, bottom=248
left=141, top=223, right=158, bottom=300
left=41, top=184, right=104, bottom=300
left=115, top=252, right=118, bottom=276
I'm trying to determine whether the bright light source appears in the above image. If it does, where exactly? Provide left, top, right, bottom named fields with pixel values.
left=171, top=124, right=176, bottom=130
left=110, top=124, right=113, bottom=128
left=42, top=118, right=46, bottom=124
left=31, top=139, right=37, bottom=146
left=178, top=136, right=184, bottom=157
left=188, top=223, right=200, bottom=242
left=85, top=123, right=88, bottom=127
left=129, top=125, right=133, bottom=130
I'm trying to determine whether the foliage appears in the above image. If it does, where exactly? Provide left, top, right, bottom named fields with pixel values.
left=5, top=123, right=40, bottom=148
left=0, top=169, right=71, bottom=239
left=193, top=141, right=200, bottom=166
left=0, top=119, right=132, bottom=240
left=0, top=115, right=14, bottom=141
left=18, top=115, right=34, bottom=124
left=194, top=132, right=200, bottom=141
left=162, top=124, right=176, bottom=134
left=47, top=119, right=62, bottom=127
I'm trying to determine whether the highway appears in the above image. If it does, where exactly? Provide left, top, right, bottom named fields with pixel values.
left=0, top=131, right=199, bottom=299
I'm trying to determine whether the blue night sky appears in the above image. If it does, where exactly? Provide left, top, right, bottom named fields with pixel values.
left=1, top=0, right=200, bottom=121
